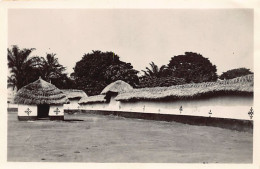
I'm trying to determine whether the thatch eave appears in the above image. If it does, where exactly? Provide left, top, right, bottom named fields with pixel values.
left=79, top=95, right=107, bottom=104
left=62, top=89, right=88, bottom=100
left=101, top=80, right=133, bottom=94
left=115, top=75, right=254, bottom=102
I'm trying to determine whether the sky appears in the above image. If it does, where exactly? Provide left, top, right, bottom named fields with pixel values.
left=8, top=9, right=253, bottom=76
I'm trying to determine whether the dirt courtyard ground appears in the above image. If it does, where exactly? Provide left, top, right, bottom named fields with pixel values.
left=8, top=111, right=253, bottom=163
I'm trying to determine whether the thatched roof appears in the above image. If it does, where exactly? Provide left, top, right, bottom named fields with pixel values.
left=101, top=80, right=133, bottom=94
left=14, top=78, right=69, bottom=105
left=79, top=95, right=106, bottom=104
left=115, top=74, right=254, bottom=101
left=62, top=89, right=88, bottom=100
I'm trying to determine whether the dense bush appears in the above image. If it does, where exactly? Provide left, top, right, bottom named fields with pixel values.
left=168, top=52, right=218, bottom=83
left=219, top=68, right=253, bottom=80
left=73, top=50, right=139, bottom=95
left=138, top=76, right=186, bottom=88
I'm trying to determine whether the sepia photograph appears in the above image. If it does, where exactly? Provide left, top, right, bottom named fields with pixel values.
left=5, top=7, right=255, bottom=164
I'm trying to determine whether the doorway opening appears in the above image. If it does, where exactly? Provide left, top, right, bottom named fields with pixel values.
left=37, top=104, right=50, bottom=118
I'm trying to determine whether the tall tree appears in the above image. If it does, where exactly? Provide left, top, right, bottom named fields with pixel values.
left=104, top=63, right=139, bottom=86
left=29, top=53, right=74, bottom=89
left=168, top=52, right=218, bottom=83
left=7, top=45, right=36, bottom=90
left=139, top=61, right=181, bottom=88
left=73, top=50, right=139, bottom=95
left=142, top=62, right=168, bottom=78
left=219, top=68, right=253, bottom=80
left=51, top=74, right=76, bottom=89
left=31, top=53, right=66, bottom=82
left=7, top=75, right=17, bottom=90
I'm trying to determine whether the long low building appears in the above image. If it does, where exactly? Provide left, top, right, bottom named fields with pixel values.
left=79, top=80, right=133, bottom=111
left=62, top=89, right=87, bottom=110
left=79, top=75, right=254, bottom=121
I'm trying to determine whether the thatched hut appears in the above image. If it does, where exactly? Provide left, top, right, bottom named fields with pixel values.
left=62, top=89, right=87, bottom=110
left=79, top=80, right=133, bottom=111
left=114, top=75, right=254, bottom=120
left=14, top=77, right=69, bottom=121
left=100, top=80, right=133, bottom=109
left=101, top=80, right=133, bottom=95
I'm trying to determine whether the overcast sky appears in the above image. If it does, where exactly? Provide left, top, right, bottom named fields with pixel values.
left=8, top=9, right=253, bottom=76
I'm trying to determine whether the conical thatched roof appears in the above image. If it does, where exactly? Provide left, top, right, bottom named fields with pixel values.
left=101, top=80, right=133, bottom=94
left=115, top=74, right=254, bottom=101
left=14, top=78, right=69, bottom=105
left=62, top=89, right=88, bottom=100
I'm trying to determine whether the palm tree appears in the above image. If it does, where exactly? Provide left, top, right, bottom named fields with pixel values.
left=7, top=75, right=17, bottom=90
left=32, top=53, right=66, bottom=82
left=142, top=62, right=168, bottom=78
left=7, top=45, right=35, bottom=90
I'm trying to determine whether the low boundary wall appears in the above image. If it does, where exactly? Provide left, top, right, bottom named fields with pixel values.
left=80, top=110, right=253, bottom=133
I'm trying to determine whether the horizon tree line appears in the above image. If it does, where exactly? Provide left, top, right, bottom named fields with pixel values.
left=7, top=45, right=253, bottom=95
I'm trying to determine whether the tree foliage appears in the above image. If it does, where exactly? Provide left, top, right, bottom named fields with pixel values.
left=7, top=45, right=37, bottom=90
left=30, top=53, right=66, bottom=82
left=30, top=53, right=74, bottom=89
left=104, top=63, right=139, bottom=86
left=219, top=68, right=253, bottom=80
left=142, top=62, right=169, bottom=78
left=50, top=74, right=76, bottom=89
left=73, top=50, right=139, bottom=95
left=140, top=62, right=183, bottom=88
left=8, top=46, right=72, bottom=90
left=138, top=76, right=186, bottom=88
left=168, top=52, right=218, bottom=83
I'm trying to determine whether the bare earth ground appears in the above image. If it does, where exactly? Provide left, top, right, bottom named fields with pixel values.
left=8, top=111, right=253, bottom=163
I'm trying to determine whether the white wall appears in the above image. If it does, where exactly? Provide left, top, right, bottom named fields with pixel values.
left=64, top=100, right=80, bottom=110
left=80, top=95, right=254, bottom=120
left=108, top=95, right=120, bottom=110
left=49, top=105, right=64, bottom=116
left=8, top=103, right=18, bottom=108
left=80, top=95, right=119, bottom=111
left=7, top=86, right=17, bottom=103
left=118, top=96, right=253, bottom=120
left=18, top=104, right=37, bottom=116
left=80, top=102, right=109, bottom=110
